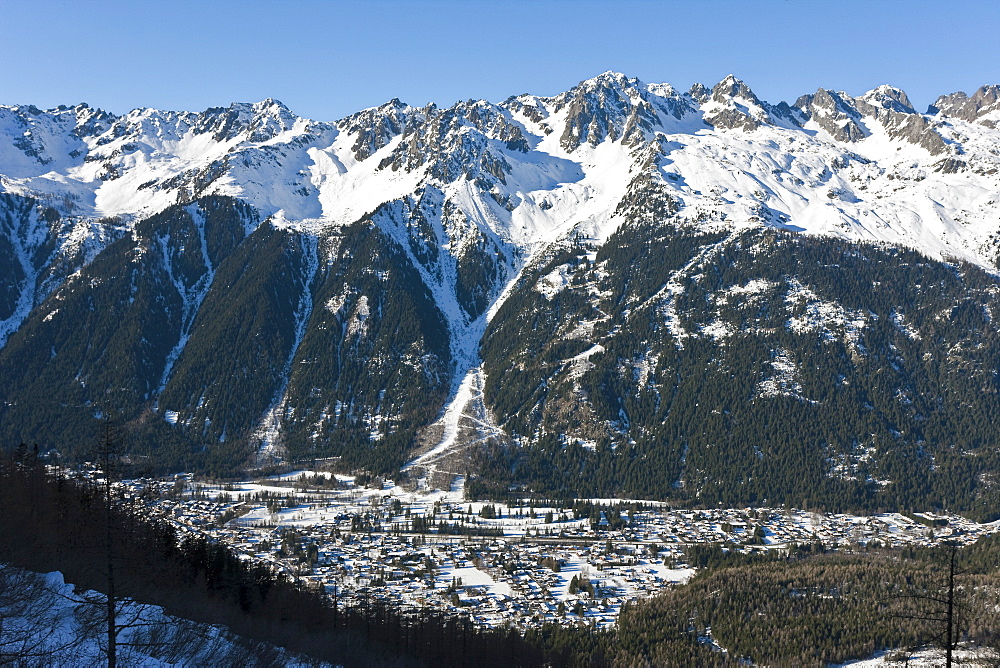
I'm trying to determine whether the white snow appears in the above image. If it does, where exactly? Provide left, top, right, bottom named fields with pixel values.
left=890, top=308, right=921, bottom=340
left=536, top=262, right=573, bottom=299
left=757, top=348, right=809, bottom=401
left=0, top=564, right=310, bottom=665
left=156, top=203, right=224, bottom=395
left=0, top=76, right=997, bottom=280
left=714, top=278, right=779, bottom=304
left=835, top=646, right=999, bottom=667
left=700, top=320, right=736, bottom=341
left=438, top=565, right=514, bottom=599
left=785, top=277, right=869, bottom=347
left=0, top=205, right=50, bottom=347
left=2, top=76, right=1000, bottom=487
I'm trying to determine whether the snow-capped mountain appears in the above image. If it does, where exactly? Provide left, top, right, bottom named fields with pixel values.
left=2, top=72, right=1000, bottom=512
left=4, top=72, right=999, bottom=270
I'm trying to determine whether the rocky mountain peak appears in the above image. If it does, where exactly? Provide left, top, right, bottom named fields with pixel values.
left=645, top=82, right=679, bottom=98
left=848, top=85, right=949, bottom=156
left=550, top=71, right=659, bottom=151
left=0, top=103, right=105, bottom=173
left=375, top=97, right=528, bottom=188
left=191, top=99, right=300, bottom=143
left=710, top=74, right=762, bottom=106
left=702, top=75, right=776, bottom=131
left=859, top=85, right=915, bottom=114
left=576, top=70, right=643, bottom=95
left=688, top=82, right=710, bottom=104
left=255, top=97, right=289, bottom=111
left=340, top=98, right=411, bottom=162
left=796, top=89, right=860, bottom=117
left=86, top=98, right=303, bottom=152
left=929, top=85, right=1000, bottom=128
left=70, top=103, right=118, bottom=138
left=794, top=89, right=868, bottom=143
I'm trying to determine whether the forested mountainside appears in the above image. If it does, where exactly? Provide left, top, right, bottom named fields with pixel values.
left=477, top=225, right=1000, bottom=516
left=2, top=73, right=1000, bottom=511
left=0, top=196, right=452, bottom=475
left=609, top=542, right=1000, bottom=666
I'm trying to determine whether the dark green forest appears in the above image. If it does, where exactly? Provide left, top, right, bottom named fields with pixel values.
left=0, top=196, right=454, bottom=477
left=477, top=223, right=1000, bottom=519
left=3, top=193, right=1000, bottom=516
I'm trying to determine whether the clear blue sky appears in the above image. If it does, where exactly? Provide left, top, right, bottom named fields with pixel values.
left=2, top=0, right=997, bottom=120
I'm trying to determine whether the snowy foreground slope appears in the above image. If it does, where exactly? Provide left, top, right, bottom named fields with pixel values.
left=0, top=564, right=316, bottom=666
left=2, top=73, right=1000, bottom=510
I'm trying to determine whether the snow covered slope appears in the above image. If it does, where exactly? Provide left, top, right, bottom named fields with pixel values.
left=0, top=564, right=317, bottom=665
left=3, top=72, right=999, bottom=368
left=2, top=73, right=1000, bottom=506
left=2, top=73, right=999, bottom=273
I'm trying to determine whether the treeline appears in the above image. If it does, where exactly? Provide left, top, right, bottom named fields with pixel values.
left=0, top=452, right=569, bottom=667
left=406, top=515, right=504, bottom=537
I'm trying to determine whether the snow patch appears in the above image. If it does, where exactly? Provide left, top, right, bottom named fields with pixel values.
left=891, top=308, right=921, bottom=340
left=757, top=348, right=811, bottom=401
left=536, top=263, right=573, bottom=299
left=785, top=277, right=869, bottom=348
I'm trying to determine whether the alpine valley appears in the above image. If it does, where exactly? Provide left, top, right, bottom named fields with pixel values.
left=3, top=72, right=1000, bottom=517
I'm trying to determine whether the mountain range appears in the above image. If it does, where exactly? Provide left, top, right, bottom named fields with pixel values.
left=2, top=72, right=1000, bottom=515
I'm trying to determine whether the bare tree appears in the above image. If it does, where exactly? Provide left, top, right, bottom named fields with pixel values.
left=892, top=542, right=968, bottom=668
left=0, top=565, right=79, bottom=662
left=81, top=420, right=237, bottom=666
left=1, top=562, right=289, bottom=666
left=81, top=419, right=164, bottom=665
left=95, top=418, right=122, bottom=667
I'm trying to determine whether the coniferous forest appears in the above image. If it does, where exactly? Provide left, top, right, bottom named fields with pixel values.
left=0, top=176, right=997, bottom=520
left=476, top=223, right=1000, bottom=519
left=3, top=198, right=1000, bottom=517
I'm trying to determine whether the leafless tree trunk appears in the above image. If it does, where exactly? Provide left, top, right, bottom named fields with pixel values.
left=95, top=418, right=121, bottom=668
left=892, top=542, right=965, bottom=667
